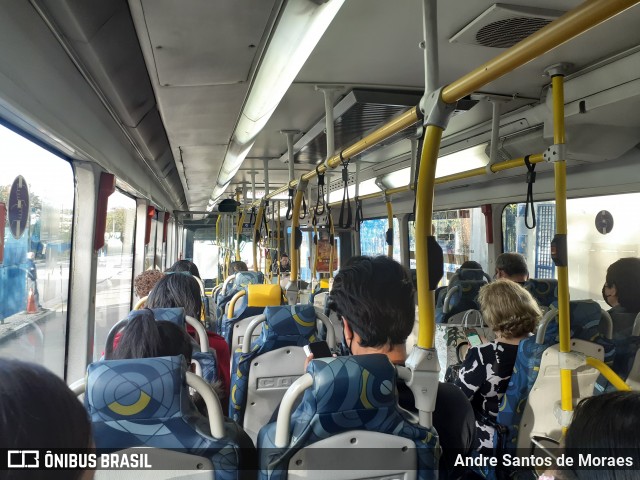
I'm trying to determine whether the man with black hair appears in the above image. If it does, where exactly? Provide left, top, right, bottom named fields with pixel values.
left=327, top=256, right=475, bottom=478
left=494, top=252, right=529, bottom=284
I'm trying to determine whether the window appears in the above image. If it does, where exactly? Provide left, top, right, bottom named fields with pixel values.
left=409, top=208, right=488, bottom=285
left=503, top=194, right=640, bottom=306
left=145, top=214, right=157, bottom=270
left=193, top=228, right=219, bottom=282
left=94, top=190, right=136, bottom=360
left=360, top=217, right=401, bottom=262
left=0, top=124, right=74, bottom=376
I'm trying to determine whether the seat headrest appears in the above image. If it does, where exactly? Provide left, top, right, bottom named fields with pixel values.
left=524, top=279, right=558, bottom=307
left=304, top=355, right=396, bottom=414
left=127, top=307, right=185, bottom=327
left=455, top=268, right=486, bottom=282
left=234, top=271, right=264, bottom=288
left=263, top=304, right=317, bottom=339
left=85, top=356, right=187, bottom=422
left=541, top=300, right=604, bottom=344
left=247, top=284, right=282, bottom=307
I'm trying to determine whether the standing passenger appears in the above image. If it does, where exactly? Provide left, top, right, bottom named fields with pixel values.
left=454, top=279, right=541, bottom=454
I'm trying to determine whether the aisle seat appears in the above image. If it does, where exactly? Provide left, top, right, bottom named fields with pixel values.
left=229, top=304, right=333, bottom=442
left=257, top=355, right=439, bottom=480
left=85, top=355, right=256, bottom=480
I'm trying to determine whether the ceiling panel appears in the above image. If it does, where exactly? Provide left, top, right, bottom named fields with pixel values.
left=140, top=0, right=278, bottom=86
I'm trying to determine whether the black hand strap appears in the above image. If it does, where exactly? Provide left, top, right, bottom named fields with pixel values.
left=524, top=155, right=537, bottom=229
left=354, top=197, right=363, bottom=233
left=248, top=207, right=256, bottom=225
left=338, top=157, right=352, bottom=229
left=299, top=192, right=308, bottom=220
left=285, top=188, right=294, bottom=221
left=315, top=165, right=326, bottom=216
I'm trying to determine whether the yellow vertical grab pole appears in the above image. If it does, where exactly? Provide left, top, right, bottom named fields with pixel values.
left=216, top=215, right=222, bottom=284
left=385, top=196, right=394, bottom=258
left=551, top=71, right=573, bottom=420
left=415, top=125, right=443, bottom=349
left=276, top=201, right=281, bottom=285
left=236, top=208, right=246, bottom=259
left=290, top=189, right=304, bottom=282
left=252, top=204, right=265, bottom=272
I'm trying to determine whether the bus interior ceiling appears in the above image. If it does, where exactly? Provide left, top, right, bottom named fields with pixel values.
left=0, top=0, right=638, bottom=219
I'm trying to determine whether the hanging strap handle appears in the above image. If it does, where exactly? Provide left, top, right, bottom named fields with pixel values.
left=524, top=155, right=537, bottom=229
left=354, top=197, right=363, bottom=233
left=299, top=192, right=308, bottom=220
left=248, top=207, right=256, bottom=225
left=285, top=188, right=294, bottom=221
left=338, top=156, right=352, bottom=229
left=315, top=165, right=326, bottom=216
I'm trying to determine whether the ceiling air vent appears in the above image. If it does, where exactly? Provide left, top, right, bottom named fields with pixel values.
left=450, top=4, right=565, bottom=49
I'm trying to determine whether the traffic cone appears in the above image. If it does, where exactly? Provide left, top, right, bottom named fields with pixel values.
left=27, top=289, right=37, bottom=314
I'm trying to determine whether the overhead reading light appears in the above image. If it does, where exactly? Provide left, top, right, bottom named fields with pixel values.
left=383, top=143, right=490, bottom=188
left=207, top=0, right=346, bottom=210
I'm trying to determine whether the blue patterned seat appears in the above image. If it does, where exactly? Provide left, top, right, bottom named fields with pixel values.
left=85, top=356, right=255, bottom=480
left=229, top=305, right=318, bottom=441
left=524, top=278, right=558, bottom=308
left=215, top=272, right=265, bottom=323
left=469, top=301, right=615, bottom=479
left=436, top=268, right=489, bottom=323
left=257, top=355, right=439, bottom=480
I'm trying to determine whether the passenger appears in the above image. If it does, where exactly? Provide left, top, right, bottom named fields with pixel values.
left=460, top=260, right=483, bottom=270
left=539, top=391, right=640, bottom=480
left=454, top=279, right=541, bottom=454
left=229, top=260, right=249, bottom=273
left=108, top=310, right=223, bottom=416
left=325, top=256, right=476, bottom=478
left=166, top=259, right=201, bottom=279
left=108, top=310, right=193, bottom=361
left=274, top=253, right=291, bottom=274
left=494, top=252, right=529, bottom=284
left=0, top=358, right=93, bottom=479
left=133, top=269, right=164, bottom=298
left=601, top=257, right=640, bottom=339
left=146, top=274, right=231, bottom=406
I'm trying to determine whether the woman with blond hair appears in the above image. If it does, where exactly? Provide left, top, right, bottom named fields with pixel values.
left=454, top=279, right=541, bottom=454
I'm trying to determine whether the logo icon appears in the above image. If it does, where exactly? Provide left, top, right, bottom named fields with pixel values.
left=8, top=450, right=39, bottom=468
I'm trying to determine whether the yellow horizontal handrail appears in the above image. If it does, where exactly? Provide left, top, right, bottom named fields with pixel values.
left=442, top=0, right=640, bottom=104
left=254, top=107, right=421, bottom=206
left=321, top=153, right=545, bottom=209
left=585, top=356, right=631, bottom=392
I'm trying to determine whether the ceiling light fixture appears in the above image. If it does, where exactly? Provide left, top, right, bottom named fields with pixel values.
left=207, top=0, right=345, bottom=210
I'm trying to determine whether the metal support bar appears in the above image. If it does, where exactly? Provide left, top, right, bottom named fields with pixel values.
left=263, top=158, right=270, bottom=198
left=282, top=130, right=299, bottom=183
left=421, top=0, right=439, bottom=95
left=317, top=86, right=342, bottom=167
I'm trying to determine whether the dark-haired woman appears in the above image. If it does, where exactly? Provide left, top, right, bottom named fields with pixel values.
left=166, top=259, right=201, bottom=279
left=146, top=274, right=231, bottom=405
